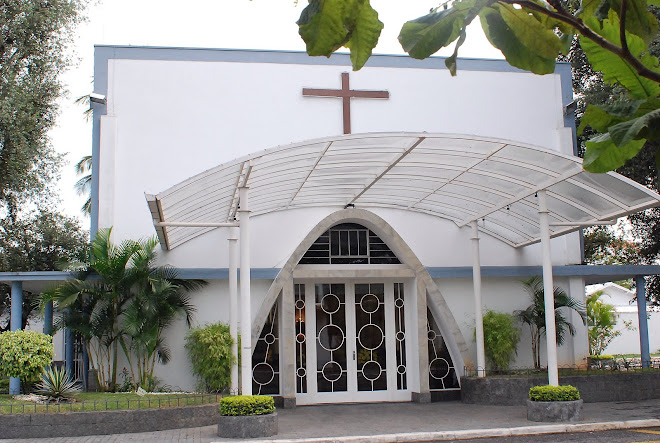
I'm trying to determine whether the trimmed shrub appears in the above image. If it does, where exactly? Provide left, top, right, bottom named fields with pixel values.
left=185, top=322, right=235, bottom=392
left=220, top=395, right=275, bottom=416
left=0, top=330, right=54, bottom=384
left=529, top=385, right=580, bottom=402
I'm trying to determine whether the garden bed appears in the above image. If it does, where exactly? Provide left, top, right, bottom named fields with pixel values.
left=0, top=393, right=222, bottom=438
left=461, top=371, right=660, bottom=405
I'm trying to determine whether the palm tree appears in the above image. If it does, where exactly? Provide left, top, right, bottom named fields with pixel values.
left=516, top=276, right=587, bottom=369
left=121, top=236, right=201, bottom=389
left=74, top=155, right=92, bottom=215
left=50, top=228, right=204, bottom=391
left=51, top=228, right=143, bottom=390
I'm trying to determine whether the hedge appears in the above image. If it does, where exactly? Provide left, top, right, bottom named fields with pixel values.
left=219, top=395, right=275, bottom=416
left=529, top=385, right=580, bottom=401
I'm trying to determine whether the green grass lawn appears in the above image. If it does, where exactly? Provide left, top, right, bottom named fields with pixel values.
left=0, top=392, right=222, bottom=414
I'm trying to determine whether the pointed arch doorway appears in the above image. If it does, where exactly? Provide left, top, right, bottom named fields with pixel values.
left=250, top=209, right=467, bottom=406
left=290, top=221, right=437, bottom=405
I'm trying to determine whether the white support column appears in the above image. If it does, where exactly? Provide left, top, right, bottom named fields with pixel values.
left=239, top=186, right=252, bottom=396
left=538, top=190, right=559, bottom=386
left=471, top=221, right=486, bottom=377
left=228, top=227, right=239, bottom=394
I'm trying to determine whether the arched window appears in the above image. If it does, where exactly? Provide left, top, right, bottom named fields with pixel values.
left=299, top=223, right=401, bottom=265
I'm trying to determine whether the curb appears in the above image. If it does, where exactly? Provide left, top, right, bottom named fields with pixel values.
left=216, top=418, right=660, bottom=443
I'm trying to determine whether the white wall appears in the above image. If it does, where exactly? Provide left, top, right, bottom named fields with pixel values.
left=98, top=54, right=571, bottom=246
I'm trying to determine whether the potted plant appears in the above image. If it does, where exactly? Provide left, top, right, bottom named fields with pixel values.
left=527, top=385, right=583, bottom=422
left=217, top=395, right=277, bottom=438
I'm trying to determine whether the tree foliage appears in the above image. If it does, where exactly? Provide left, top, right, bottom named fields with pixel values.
left=587, top=290, right=622, bottom=355
left=0, top=0, right=87, bottom=216
left=0, top=209, right=88, bottom=332
left=296, top=0, right=660, bottom=174
left=516, top=276, right=587, bottom=368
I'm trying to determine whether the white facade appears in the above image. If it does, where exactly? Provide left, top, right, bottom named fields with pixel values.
left=93, top=47, right=589, bottom=400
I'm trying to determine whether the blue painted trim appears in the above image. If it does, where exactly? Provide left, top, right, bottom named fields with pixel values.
left=176, top=268, right=279, bottom=280
left=94, top=45, right=569, bottom=74
left=636, top=275, right=651, bottom=368
left=2, top=265, right=658, bottom=284
left=426, top=264, right=660, bottom=283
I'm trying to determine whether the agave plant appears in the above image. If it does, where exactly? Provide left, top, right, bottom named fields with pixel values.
left=36, top=367, right=81, bottom=401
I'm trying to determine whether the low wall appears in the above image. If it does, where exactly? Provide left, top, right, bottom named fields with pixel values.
left=461, top=372, right=660, bottom=405
left=0, top=403, right=220, bottom=439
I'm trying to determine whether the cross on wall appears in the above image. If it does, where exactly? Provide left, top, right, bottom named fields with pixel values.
left=303, top=72, right=390, bottom=135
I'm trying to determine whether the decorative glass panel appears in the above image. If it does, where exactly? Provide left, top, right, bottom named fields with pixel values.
left=299, top=223, right=400, bottom=265
left=252, top=303, right=280, bottom=395
left=315, top=284, right=348, bottom=392
left=295, top=284, right=307, bottom=394
left=355, top=283, right=387, bottom=391
left=427, top=308, right=460, bottom=391
left=394, top=283, right=407, bottom=390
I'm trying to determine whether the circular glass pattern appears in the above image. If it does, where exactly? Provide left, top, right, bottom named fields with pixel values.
left=429, top=357, right=451, bottom=380
left=362, top=361, right=382, bottom=381
left=321, top=293, right=341, bottom=314
left=395, top=331, right=405, bottom=342
left=358, top=324, right=384, bottom=350
left=359, top=294, right=380, bottom=314
left=394, top=297, right=405, bottom=309
left=296, top=333, right=306, bottom=344
left=295, top=299, right=305, bottom=310
left=318, top=325, right=345, bottom=351
left=427, top=329, right=437, bottom=341
left=252, top=362, right=275, bottom=385
left=397, top=364, right=407, bottom=375
left=264, top=333, right=276, bottom=345
left=296, top=367, right=306, bottom=378
left=321, top=361, right=343, bottom=382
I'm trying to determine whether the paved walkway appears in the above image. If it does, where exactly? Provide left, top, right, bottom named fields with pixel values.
left=2, top=399, right=660, bottom=443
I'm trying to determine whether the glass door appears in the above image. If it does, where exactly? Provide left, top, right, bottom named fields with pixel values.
left=296, top=281, right=410, bottom=405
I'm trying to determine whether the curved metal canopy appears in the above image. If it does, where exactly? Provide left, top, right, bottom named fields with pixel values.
left=146, top=133, right=660, bottom=250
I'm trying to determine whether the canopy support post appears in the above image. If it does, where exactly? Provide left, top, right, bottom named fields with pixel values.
left=471, top=221, right=486, bottom=377
left=538, top=190, right=559, bottom=386
left=229, top=227, right=239, bottom=394
left=9, top=281, right=22, bottom=395
left=239, top=186, right=252, bottom=396
left=636, top=275, right=651, bottom=369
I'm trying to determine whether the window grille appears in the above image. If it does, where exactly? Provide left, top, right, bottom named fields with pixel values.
left=300, top=223, right=400, bottom=265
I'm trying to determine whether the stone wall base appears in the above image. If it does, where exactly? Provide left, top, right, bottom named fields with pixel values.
left=217, top=412, right=278, bottom=438
left=0, top=403, right=220, bottom=439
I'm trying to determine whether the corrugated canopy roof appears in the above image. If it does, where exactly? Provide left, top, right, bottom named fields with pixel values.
left=146, top=133, right=660, bottom=250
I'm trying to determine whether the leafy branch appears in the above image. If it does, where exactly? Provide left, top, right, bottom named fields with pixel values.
left=296, top=0, right=660, bottom=174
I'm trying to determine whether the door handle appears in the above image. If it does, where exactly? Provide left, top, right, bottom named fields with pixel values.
left=353, top=351, right=356, bottom=361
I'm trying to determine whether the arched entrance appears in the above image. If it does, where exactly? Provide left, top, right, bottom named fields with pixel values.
left=251, top=209, right=467, bottom=405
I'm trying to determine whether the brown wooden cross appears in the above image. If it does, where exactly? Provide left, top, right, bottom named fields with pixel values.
left=303, top=72, right=389, bottom=134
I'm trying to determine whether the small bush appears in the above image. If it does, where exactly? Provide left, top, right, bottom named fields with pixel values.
left=36, top=367, right=81, bottom=401
left=220, top=395, right=275, bottom=416
left=185, top=322, right=235, bottom=392
left=0, top=330, right=54, bottom=384
left=529, top=385, right=580, bottom=401
left=481, top=310, right=520, bottom=370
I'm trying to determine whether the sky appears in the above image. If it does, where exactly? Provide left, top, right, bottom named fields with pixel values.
left=52, top=0, right=504, bottom=225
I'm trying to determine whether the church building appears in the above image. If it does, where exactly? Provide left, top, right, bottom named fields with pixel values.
left=88, top=45, right=660, bottom=406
